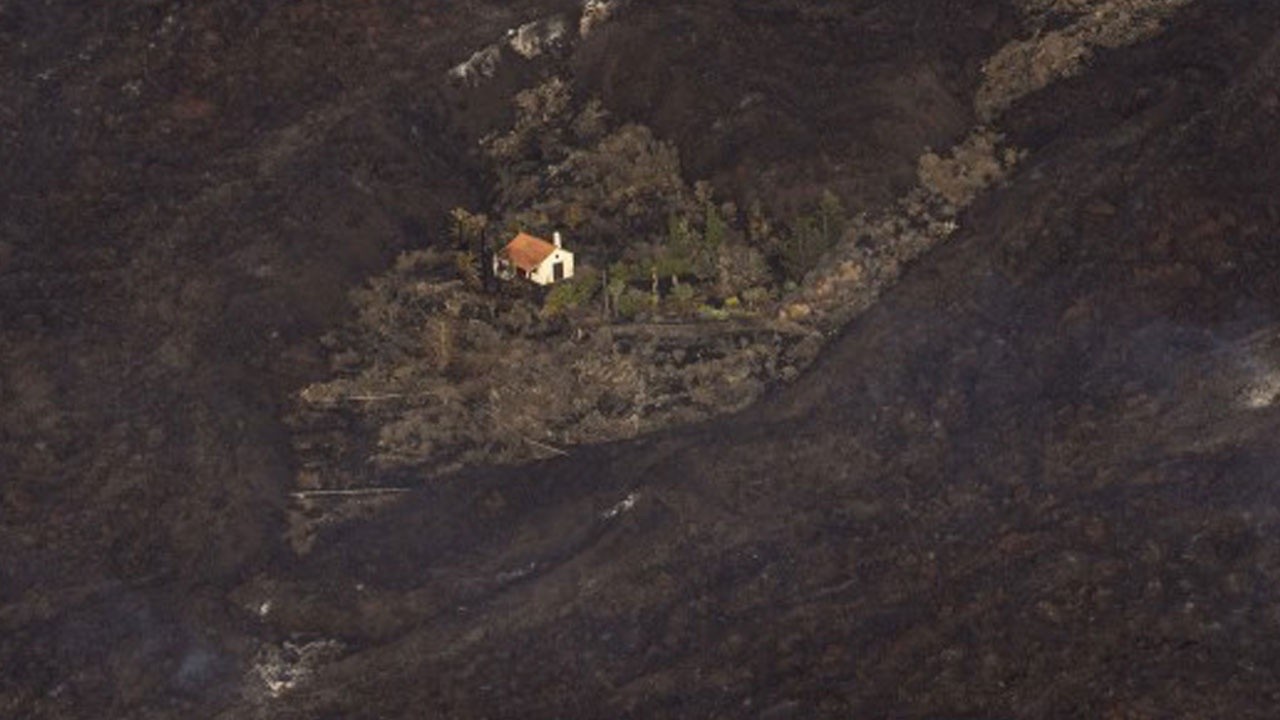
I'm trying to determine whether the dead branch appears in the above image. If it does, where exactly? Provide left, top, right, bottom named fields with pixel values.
left=306, top=390, right=439, bottom=405
left=520, top=435, right=570, bottom=457
left=289, top=488, right=412, bottom=499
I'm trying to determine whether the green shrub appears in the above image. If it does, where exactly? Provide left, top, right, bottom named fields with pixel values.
left=715, top=242, right=769, bottom=298
left=741, top=286, right=772, bottom=311
left=697, top=304, right=730, bottom=321
left=653, top=250, right=694, bottom=281
left=615, top=288, right=652, bottom=320
left=542, top=269, right=599, bottom=316
left=667, top=282, right=696, bottom=315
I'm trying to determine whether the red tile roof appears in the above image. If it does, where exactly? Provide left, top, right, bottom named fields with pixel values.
left=501, top=232, right=557, bottom=272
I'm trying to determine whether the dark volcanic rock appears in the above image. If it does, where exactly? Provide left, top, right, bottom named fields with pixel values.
left=251, top=4, right=1280, bottom=719
left=4, top=1, right=1280, bottom=719
left=1, top=0, right=568, bottom=716
left=572, top=0, right=1018, bottom=211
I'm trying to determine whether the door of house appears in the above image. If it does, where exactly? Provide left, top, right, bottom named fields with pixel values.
left=553, top=261, right=564, bottom=282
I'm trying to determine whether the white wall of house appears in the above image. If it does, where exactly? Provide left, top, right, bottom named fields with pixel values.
left=528, top=249, right=574, bottom=285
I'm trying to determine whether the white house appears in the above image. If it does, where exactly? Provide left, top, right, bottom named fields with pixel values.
left=494, top=231, right=575, bottom=285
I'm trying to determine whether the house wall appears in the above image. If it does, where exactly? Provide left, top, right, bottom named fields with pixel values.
left=529, top=249, right=574, bottom=285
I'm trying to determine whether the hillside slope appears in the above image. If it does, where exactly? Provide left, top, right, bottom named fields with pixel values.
left=3, top=1, right=1279, bottom=718
left=240, top=2, right=1280, bottom=718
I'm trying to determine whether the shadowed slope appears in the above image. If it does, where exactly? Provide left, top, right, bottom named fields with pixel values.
left=248, top=4, right=1280, bottom=718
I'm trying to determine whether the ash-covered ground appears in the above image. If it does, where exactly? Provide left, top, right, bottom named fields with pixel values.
left=3, top=1, right=1280, bottom=718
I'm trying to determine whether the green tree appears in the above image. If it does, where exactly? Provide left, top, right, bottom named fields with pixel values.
left=704, top=200, right=727, bottom=252
left=816, top=189, right=846, bottom=246
left=747, top=199, right=773, bottom=246
left=455, top=251, right=481, bottom=289
left=772, top=190, right=847, bottom=283
left=606, top=261, right=640, bottom=318
left=697, top=201, right=729, bottom=279
left=775, top=215, right=825, bottom=282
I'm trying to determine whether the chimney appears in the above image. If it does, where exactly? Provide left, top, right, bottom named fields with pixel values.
left=553, top=231, right=562, bottom=249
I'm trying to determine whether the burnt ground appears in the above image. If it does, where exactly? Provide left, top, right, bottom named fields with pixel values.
left=3, top=1, right=1280, bottom=718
